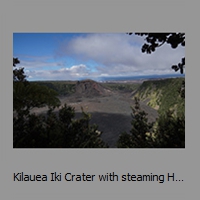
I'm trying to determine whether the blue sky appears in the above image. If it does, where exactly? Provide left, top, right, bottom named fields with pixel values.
left=13, top=33, right=185, bottom=81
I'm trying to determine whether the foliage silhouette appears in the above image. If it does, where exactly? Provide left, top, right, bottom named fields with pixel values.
left=117, top=98, right=185, bottom=148
left=13, top=58, right=61, bottom=117
left=118, top=33, right=185, bottom=148
left=128, top=33, right=185, bottom=74
left=14, top=104, right=108, bottom=148
left=117, top=97, right=155, bottom=148
left=13, top=58, right=107, bottom=148
left=154, top=110, right=185, bottom=148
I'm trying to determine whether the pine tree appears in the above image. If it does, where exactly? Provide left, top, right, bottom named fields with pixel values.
left=13, top=58, right=61, bottom=117
left=154, top=111, right=185, bottom=148
left=117, top=97, right=154, bottom=148
left=13, top=58, right=108, bottom=148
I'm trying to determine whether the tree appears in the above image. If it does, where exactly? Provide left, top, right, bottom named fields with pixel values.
left=154, top=110, right=185, bottom=148
left=117, top=33, right=185, bottom=148
left=14, top=103, right=108, bottom=148
left=117, top=98, right=185, bottom=148
left=128, top=33, right=185, bottom=74
left=117, top=97, right=154, bottom=148
left=130, top=33, right=185, bottom=99
left=13, top=58, right=61, bottom=116
left=13, top=58, right=27, bottom=82
left=13, top=58, right=108, bottom=148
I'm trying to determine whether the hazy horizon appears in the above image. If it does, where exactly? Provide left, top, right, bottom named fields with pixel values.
left=28, top=73, right=185, bottom=82
left=13, top=33, right=185, bottom=81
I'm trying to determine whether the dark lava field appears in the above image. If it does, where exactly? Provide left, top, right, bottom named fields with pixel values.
left=31, top=80, right=158, bottom=147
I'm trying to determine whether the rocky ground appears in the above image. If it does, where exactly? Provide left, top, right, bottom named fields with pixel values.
left=31, top=90, right=158, bottom=148
left=30, top=80, right=158, bottom=147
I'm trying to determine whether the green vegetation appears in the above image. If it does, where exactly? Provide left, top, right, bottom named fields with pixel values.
left=117, top=97, right=185, bottom=148
left=13, top=58, right=61, bottom=117
left=132, top=32, right=185, bottom=104
left=117, top=33, right=185, bottom=148
left=13, top=58, right=108, bottom=148
left=13, top=33, right=185, bottom=148
left=31, top=81, right=76, bottom=96
left=14, top=104, right=108, bottom=148
left=134, top=78, right=185, bottom=117
left=14, top=82, right=61, bottom=115
left=117, top=97, right=154, bottom=148
left=104, top=82, right=141, bottom=93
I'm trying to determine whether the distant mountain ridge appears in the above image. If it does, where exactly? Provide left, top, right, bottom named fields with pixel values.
left=98, top=73, right=185, bottom=82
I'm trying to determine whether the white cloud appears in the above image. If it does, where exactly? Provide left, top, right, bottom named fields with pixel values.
left=56, top=33, right=185, bottom=77
left=58, top=33, right=142, bottom=66
left=59, top=64, right=89, bottom=76
left=15, top=55, right=65, bottom=70
left=17, top=33, right=185, bottom=80
left=27, top=64, right=91, bottom=80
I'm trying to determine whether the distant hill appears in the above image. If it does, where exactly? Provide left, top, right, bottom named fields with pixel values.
left=134, top=78, right=185, bottom=116
left=99, top=73, right=185, bottom=82
left=32, top=79, right=112, bottom=97
left=75, top=79, right=111, bottom=97
left=31, top=81, right=76, bottom=96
